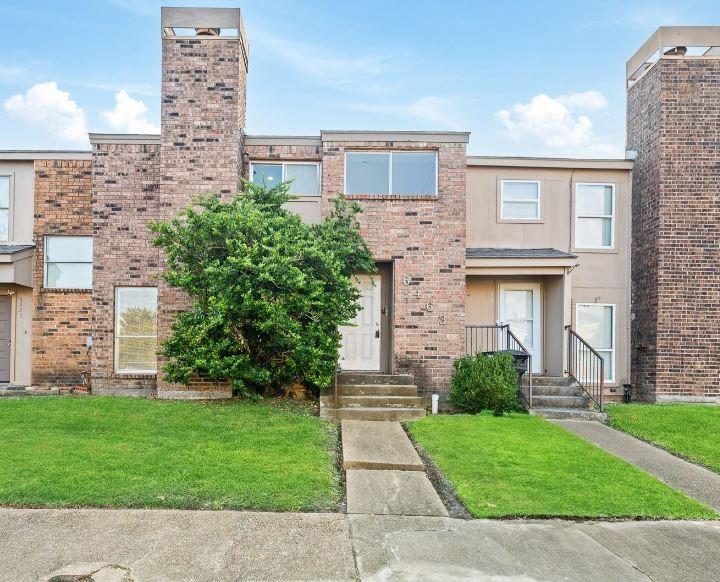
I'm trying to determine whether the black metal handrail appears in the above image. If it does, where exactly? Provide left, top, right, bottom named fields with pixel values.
left=465, top=324, right=533, bottom=408
left=566, top=325, right=604, bottom=410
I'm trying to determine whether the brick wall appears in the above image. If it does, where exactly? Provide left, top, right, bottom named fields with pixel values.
left=90, top=142, right=161, bottom=394
left=322, top=141, right=467, bottom=395
left=32, top=159, right=93, bottom=386
left=627, top=58, right=720, bottom=402
left=157, top=35, right=248, bottom=397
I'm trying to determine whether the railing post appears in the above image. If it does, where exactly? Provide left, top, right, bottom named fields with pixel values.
left=599, top=359, right=605, bottom=411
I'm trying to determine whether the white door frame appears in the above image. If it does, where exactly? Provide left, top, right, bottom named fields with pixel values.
left=339, top=274, right=381, bottom=371
left=498, top=282, right=542, bottom=374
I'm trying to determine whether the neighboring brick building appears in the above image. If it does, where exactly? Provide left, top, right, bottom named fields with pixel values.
left=627, top=27, right=720, bottom=403
left=0, top=11, right=717, bottom=407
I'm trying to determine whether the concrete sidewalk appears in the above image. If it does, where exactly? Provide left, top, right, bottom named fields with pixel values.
left=554, top=420, right=720, bottom=512
left=1, top=508, right=720, bottom=581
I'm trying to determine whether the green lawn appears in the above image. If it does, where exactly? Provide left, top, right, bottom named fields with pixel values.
left=0, top=397, right=340, bottom=511
left=607, top=404, right=720, bottom=473
left=408, top=414, right=716, bottom=519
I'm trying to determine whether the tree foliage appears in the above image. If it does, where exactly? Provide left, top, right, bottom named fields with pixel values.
left=449, top=352, right=519, bottom=416
left=149, top=181, right=376, bottom=396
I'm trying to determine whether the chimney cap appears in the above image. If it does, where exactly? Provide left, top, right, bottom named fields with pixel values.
left=161, top=7, right=243, bottom=34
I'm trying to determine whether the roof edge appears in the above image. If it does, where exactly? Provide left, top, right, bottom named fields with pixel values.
left=467, top=156, right=634, bottom=170
left=0, top=150, right=91, bottom=161
left=245, top=135, right=322, bottom=147
left=89, top=133, right=161, bottom=145
left=321, top=130, right=470, bottom=143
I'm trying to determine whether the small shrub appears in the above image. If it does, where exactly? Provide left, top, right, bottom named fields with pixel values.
left=449, top=352, right=518, bottom=416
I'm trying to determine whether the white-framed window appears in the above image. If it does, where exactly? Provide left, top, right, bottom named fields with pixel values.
left=44, top=236, right=93, bottom=289
left=575, top=183, right=615, bottom=249
left=575, top=303, right=615, bottom=383
left=500, top=180, right=540, bottom=220
left=344, top=151, right=438, bottom=196
left=250, top=162, right=321, bottom=195
left=115, top=287, right=158, bottom=374
left=0, top=175, right=10, bottom=242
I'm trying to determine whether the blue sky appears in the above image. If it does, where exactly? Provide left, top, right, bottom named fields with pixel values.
left=1, top=0, right=718, bottom=156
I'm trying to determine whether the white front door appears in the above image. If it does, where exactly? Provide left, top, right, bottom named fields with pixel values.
left=499, top=283, right=542, bottom=374
left=339, top=274, right=381, bottom=370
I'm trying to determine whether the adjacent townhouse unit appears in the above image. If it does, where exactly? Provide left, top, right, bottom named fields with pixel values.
left=0, top=8, right=717, bottom=415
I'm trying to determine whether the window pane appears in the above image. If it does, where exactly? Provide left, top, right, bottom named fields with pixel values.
left=509, top=319, right=533, bottom=348
left=116, top=287, right=158, bottom=373
left=391, top=152, right=437, bottom=195
left=503, top=201, right=539, bottom=219
left=46, top=236, right=93, bottom=262
left=576, top=348, right=613, bottom=381
left=46, top=263, right=93, bottom=289
left=0, top=209, right=8, bottom=242
left=345, top=153, right=390, bottom=195
left=577, top=304, right=613, bottom=349
left=117, top=337, right=156, bottom=372
left=0, top=177, right=9, bottom=208
left=505, top=290, right=532, bottom=320
left=577, top=184, right=612, bottom=215
left=252, top=164, right=283, bottom=188
left=503, top=181, right=539, bottom=201
left=285, top=164, right=319, bottom=196
left=576, top=217, right=612, bottom=247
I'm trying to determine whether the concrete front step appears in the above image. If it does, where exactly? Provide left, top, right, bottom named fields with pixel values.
left=332, top=395, right=423, bottom=409
left=337, top=373, right=415, bottom=386
left=335, top=383, right=418, bottom=396
left=531, top=375, right=575, bottom=387
left=532, top=384, right=584, bottom=397
left=531, top=407, right=607, bottom=422
left=532, top=394, right=591, bottom=408
left=321, top=406, right=426, bottom=422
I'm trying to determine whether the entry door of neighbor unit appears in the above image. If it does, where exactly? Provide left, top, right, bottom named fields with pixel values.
left=0, top=296, right=10, bottom=383
left=499, top=283, right=542, bottom=374
left=339, top=274, right=381, bottom=370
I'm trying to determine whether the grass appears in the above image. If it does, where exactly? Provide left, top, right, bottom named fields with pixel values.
left=0, top=396, right=340, bottom=511
left=408, top=413, right=716, bottom=519
left=607, top=404, right=720, bottom=473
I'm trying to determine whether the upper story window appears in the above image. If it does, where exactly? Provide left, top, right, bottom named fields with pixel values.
left=0, top=176, right=10, bottom=241
left=251, top=162, right=320, bottom=196
left=44, top=236, right=93, bottom=289
left=500, top=180, right=540, bottom=220
left=575, top=183, right=614, bottom=249
left=345, top=151, right=437, bottom=196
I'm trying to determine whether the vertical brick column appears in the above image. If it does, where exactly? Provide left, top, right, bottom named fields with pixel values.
left=321, top=140, right=467, bottom=397
left=32, top=159, right=93, bottom=386
left=157, top=32, right=248, bottom=397
left=628, top=57, right=720, bottom=402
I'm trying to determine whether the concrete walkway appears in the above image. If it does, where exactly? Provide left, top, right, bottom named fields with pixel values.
left=554, top=420, right=720, bottom=512
left=341, top=420, right=448, bottom=517
left=2, top=508, right=720, bottom=581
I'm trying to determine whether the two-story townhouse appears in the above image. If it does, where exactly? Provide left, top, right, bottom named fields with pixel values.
left=0, top=8, right=716, bottom=414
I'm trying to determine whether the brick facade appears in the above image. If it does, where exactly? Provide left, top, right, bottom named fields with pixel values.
left=90, top=142, right=161, bottom=394
left=32, top=159, right=93, bottom=386
left=321, top=141, right=467, bottom=395
left=627, top=57, right=720, bottom=402
left=157, top=34, right=248, bottom=397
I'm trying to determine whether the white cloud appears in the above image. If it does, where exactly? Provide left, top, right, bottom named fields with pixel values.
left=102, top=90, right=159, bottom=134
left=496, top=91, right=620, bottom=156
left=3, top=82, right=88, bottom=142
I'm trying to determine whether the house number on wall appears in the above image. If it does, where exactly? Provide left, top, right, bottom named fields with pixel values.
left=402, top=274, right=446, bottom=324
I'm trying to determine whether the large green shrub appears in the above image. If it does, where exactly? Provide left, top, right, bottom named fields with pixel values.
left=149, top=181, right=375, bottom=397
left=449, top=352, right=518, bottom=416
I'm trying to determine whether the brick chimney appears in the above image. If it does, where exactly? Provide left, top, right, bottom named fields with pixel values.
left=157, top=7, right=249, bottom=398
left=626, top=27, right=720, bottom=403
